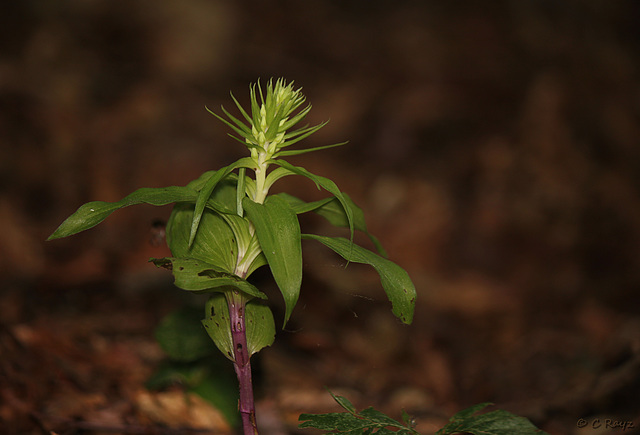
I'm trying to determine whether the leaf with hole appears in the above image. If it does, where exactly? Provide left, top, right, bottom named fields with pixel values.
left=201, top=293, right=275, bottom=362
left=151, top=257, right=266, bottom=299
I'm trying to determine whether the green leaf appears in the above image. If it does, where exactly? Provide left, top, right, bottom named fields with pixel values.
left=299, top=391, right=417, bottom=434
left=436, top=403, right=550, bottom=435
left=277, top=121, right=329, bottom=148
left=245, top=300, right=276, bottom=356
left=201, top=294, right=234, bottom=361
left=250, top=83, right=261, bottom=130
left=401, top=410, right=414, bottom=428
left=302, top=234, right=416, bottom=324
left=145, top=358, right=240, bottom=428
left=155, top=306, right=216, bottom=362
left=243, top=195, right=302, bottom=326
left=359, top=408, right=404, bottom=428
left=276, top=141, right=347, bottom=157
left=229, top=91, right=253, bottom=125
left=208, top=106, right=250, bottom=143
left=329, top=391, right=357, bottom=414
left=219, top=213, right=254, bottom=259
left=280, top=104, right=312, bottom=130
left=277, top=193, right=334, bottom=215
left=47, top=185, right=199, bottom=240
left=190, top=368, right=240, bottom=428
left=243, top=237, right=269, bottom=278
left=152, top=257, right=266, bottom=299
left=277, top=192, right=387, bottom=257
left=219, top=206, right=267, bottom=279
left=298, top=412, right=373, bottom=432
left=264, top=167, right=294, bottom=192
left=189, top=157, right=254, bottom=247
left=186, top=170, right=217, bottom=191
left=273, top=160, right=355, bottom=243
left=47, top=170, right=243, bottom=242
left=166, top=204, right=238, bottom=274
left=201, top=293, right=276, bottom=362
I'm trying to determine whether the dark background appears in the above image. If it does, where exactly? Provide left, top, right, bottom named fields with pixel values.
left=1, top=1, right=639, bottom=434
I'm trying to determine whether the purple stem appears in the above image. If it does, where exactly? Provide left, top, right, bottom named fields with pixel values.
left=227, top=291, right=258, bottom=435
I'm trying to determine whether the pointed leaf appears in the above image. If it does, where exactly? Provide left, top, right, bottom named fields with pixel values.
left=300, top=392, right=420, bottom=434
left=207, top=105, right=251, bottom=139
left=202, top=294, right=276, bottom=362
left=302, top=235, right=416, bottom=324
left=264, top=167, right=294, bottom=192
left=167, top=204, right=238, bottom=274
left=277, top=193, right=334, bottom=215
left=220, top=104, right=252, bottom=135
left=279, top=122, right=328, bottom=148
left=245, top=251, right=268, bottom=277
left=239, top=234, right=268, bottom=278
left=230, top=91, right=253, bottom=125
left=219, top=213, right=253, bottom=257
left=401, top=410, right=413, bottom=427
left=243, top=195, right=302, bottom=325
left=47, top=186, right=199, bottom=240
left=277, top=192, right=386, bottom=256
left=250, top=83, right=261, bottom=128
left=202, top=294, right=235, bottom=361
left=245, top=300, right=276, bottom=356
left=328, top=390, right=356, bottom=414
left=273, top=160, right=354, bottom=242
left=189, top=157, right=254, bottom=247
left=282, top=120, right=325, bottom=141
left=359, top=407, right=404, bottom=428
left=279, top=104, right=312, bottom=131
left=186, top=170, right=217, bottom=191
left=436, top=403, right=550, bottom=435
left=298, top=413, right=373, bottom=432
left=206, top=179, right=241, bottom=214
left=276, top=141, right=347, bottom=157
left=154, top=306, right=216, bottom=362
left=151, top=257, right=266, bottom=299
left=447, top=402, right=494, bottom=421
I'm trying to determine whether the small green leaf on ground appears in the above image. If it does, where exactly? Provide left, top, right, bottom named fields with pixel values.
left=435, top=403, right=550, bottom=435
left=155, top=306, right=216, bottom=362
left=299, top=390, right=418, bottom=434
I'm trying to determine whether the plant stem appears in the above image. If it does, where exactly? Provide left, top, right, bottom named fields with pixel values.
left=252, top=152, right=269, bottom=204
left=227, top=290, right=258, bottom=435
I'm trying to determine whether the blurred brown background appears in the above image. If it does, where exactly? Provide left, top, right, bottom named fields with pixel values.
left=1, top=1, right=639, bottom=434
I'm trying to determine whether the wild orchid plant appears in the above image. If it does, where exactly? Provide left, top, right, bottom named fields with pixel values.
left=48, top=78, right=416, bottom=435
left=49, top=79, right=549, bottom=435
